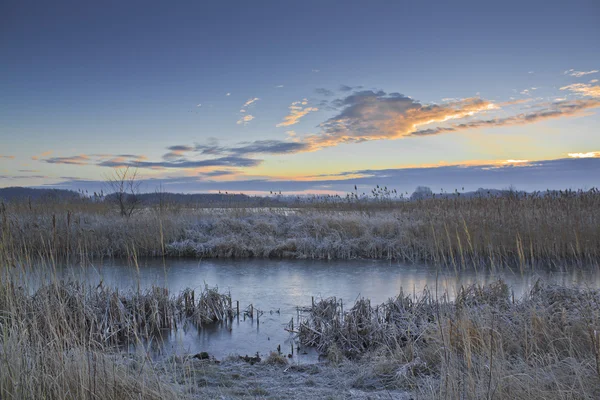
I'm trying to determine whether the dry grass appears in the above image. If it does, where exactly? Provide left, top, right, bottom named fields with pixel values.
left=0, top=279, right=233, bottom=349
left=1, top=190, right=600, bottom=398
left=1, top=253, right=599, bottom=398
left=2, top=188, right=600, bottom=268
left=0, top=253, right=234, bottom=399
left=298, top=280, right=600, bottom=399
left=0, top=340, right=176, bottom=400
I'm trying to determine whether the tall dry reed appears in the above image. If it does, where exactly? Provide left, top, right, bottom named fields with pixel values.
left=2, top=189, right=599, bottom=268
left=299, top=280, right=600, bottom=399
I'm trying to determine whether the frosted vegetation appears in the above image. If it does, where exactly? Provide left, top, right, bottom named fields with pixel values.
left=1, top=189, right=600, bottom=398
left=2, top=271, right=599, bottom=399
left=2, top=188, right=599, bottom=267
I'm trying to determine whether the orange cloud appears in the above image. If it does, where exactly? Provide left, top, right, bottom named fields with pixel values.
left=276, top=99, right=319, bottom=127
left=305, top=92, right=496, bottom=149
left=237, top=114, right=255, bottom=125
left=41, top=153, right=148, bottom=167
left=568, top=151, right=600, bottom=158
left=412, top=99, right=600, bottom=136
left=560, top=83, right=600, bottom=97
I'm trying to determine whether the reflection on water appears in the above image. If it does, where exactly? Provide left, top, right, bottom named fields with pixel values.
left=43, top=258, right=600, bottom=362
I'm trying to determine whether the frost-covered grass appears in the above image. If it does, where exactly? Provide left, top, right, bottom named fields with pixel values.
left=2, top=189, right=600, bottom=267
left=298, top=280, right=600, bottom=399
left=4, top=273, right=598, bottom=399
left=1, top=240, right=600, bottom=399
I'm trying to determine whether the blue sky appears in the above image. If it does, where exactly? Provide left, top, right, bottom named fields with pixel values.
left=1, top=0, right=599, bottom=194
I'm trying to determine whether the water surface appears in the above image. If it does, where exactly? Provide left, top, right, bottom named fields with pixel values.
left=52, top=258, right=599, bottom=362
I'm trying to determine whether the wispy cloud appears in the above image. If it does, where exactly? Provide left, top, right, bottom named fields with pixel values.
left=560, top=83, right=600, bottom=97
left=411, top=99, right=600, bottom=136
left=228, top=140, right=309, bottom=155
left=101, top=140, right=311, bottom=172
left=564, top=69, right=599, bottom=78
left=520, top=87, right=538, bottom=96
left=44, top=155, right=91, bottom=165
left=168, top=145, right=195, bottom=152
left=241, top=97, right=260, bottom=110
left=193, top=140, right=310, bottom=156
left=276, top=99, right=319, bottom=127
left=98, top=156, right=261, bottom=169
left=41, top=154, right=149, bottom=168
left=275, top=85, right=284, bottom=88
left=199, top=169, right=237, bottom=177
left=37, top=148, right=263, bottom=172
left=237, top=115, right=255, bottom=125
left=226, top=93, right=231, bottom=96
left=163, top=145, right=195, bottom=161
left=1, top=174, right=52, bottom=180
left=237, top=97, right=260, bottom=125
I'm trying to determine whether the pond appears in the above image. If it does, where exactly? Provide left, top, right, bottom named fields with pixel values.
left=50, top=258, right=599, bottom=362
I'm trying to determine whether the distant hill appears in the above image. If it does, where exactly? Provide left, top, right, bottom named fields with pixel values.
left=0, top=187, right=81, bottom=202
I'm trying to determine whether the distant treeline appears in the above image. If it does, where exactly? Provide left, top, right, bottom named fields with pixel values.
left=0, top=187, right=285, bottom=208
left=0, top=187, right=80, bottom=202
left=132, top=192, right=284, bottom=207
left=1, top=186, right=596, bottom=208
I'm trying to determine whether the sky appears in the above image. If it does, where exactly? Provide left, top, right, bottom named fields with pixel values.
left=1, top=0, right=599, bottom=195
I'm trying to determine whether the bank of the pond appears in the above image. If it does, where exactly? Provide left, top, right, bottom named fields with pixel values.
left=161, top=357, right=413, bottom=399
left=3, top=192, right=600, bottom=267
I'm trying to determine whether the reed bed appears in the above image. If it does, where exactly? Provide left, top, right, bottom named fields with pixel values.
left=298, top=280, right=600, bottom=399
left=2, top=188, right=600, bottom=268
left=0, top=260, right=234, bottom=399
left=0, top=279, right=233, bottom=349
left=1, top=251, right=600, bottom=397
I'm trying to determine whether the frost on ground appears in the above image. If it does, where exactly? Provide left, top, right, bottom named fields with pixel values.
left=165, top=358, right=412, bottom=400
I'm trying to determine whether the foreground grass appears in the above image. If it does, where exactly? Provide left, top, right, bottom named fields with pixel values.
left=2, top=189, right=600, bottom=268
left=2, top=258, right=600, bottom=399
left=299, top=280, right=600, bottom=399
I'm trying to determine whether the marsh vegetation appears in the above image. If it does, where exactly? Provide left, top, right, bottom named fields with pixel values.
left=1, top=189, right=599, bottom=398
left=2, top=188, right=599, bottom=267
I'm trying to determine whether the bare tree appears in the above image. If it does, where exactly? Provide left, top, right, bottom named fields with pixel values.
left=410, top=186, right=433, bottom=201
left=105, top=167, right=142, bottom=217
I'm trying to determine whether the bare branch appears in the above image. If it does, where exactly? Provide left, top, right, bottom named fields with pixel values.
left=105, top=167, right=142, bottom=217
